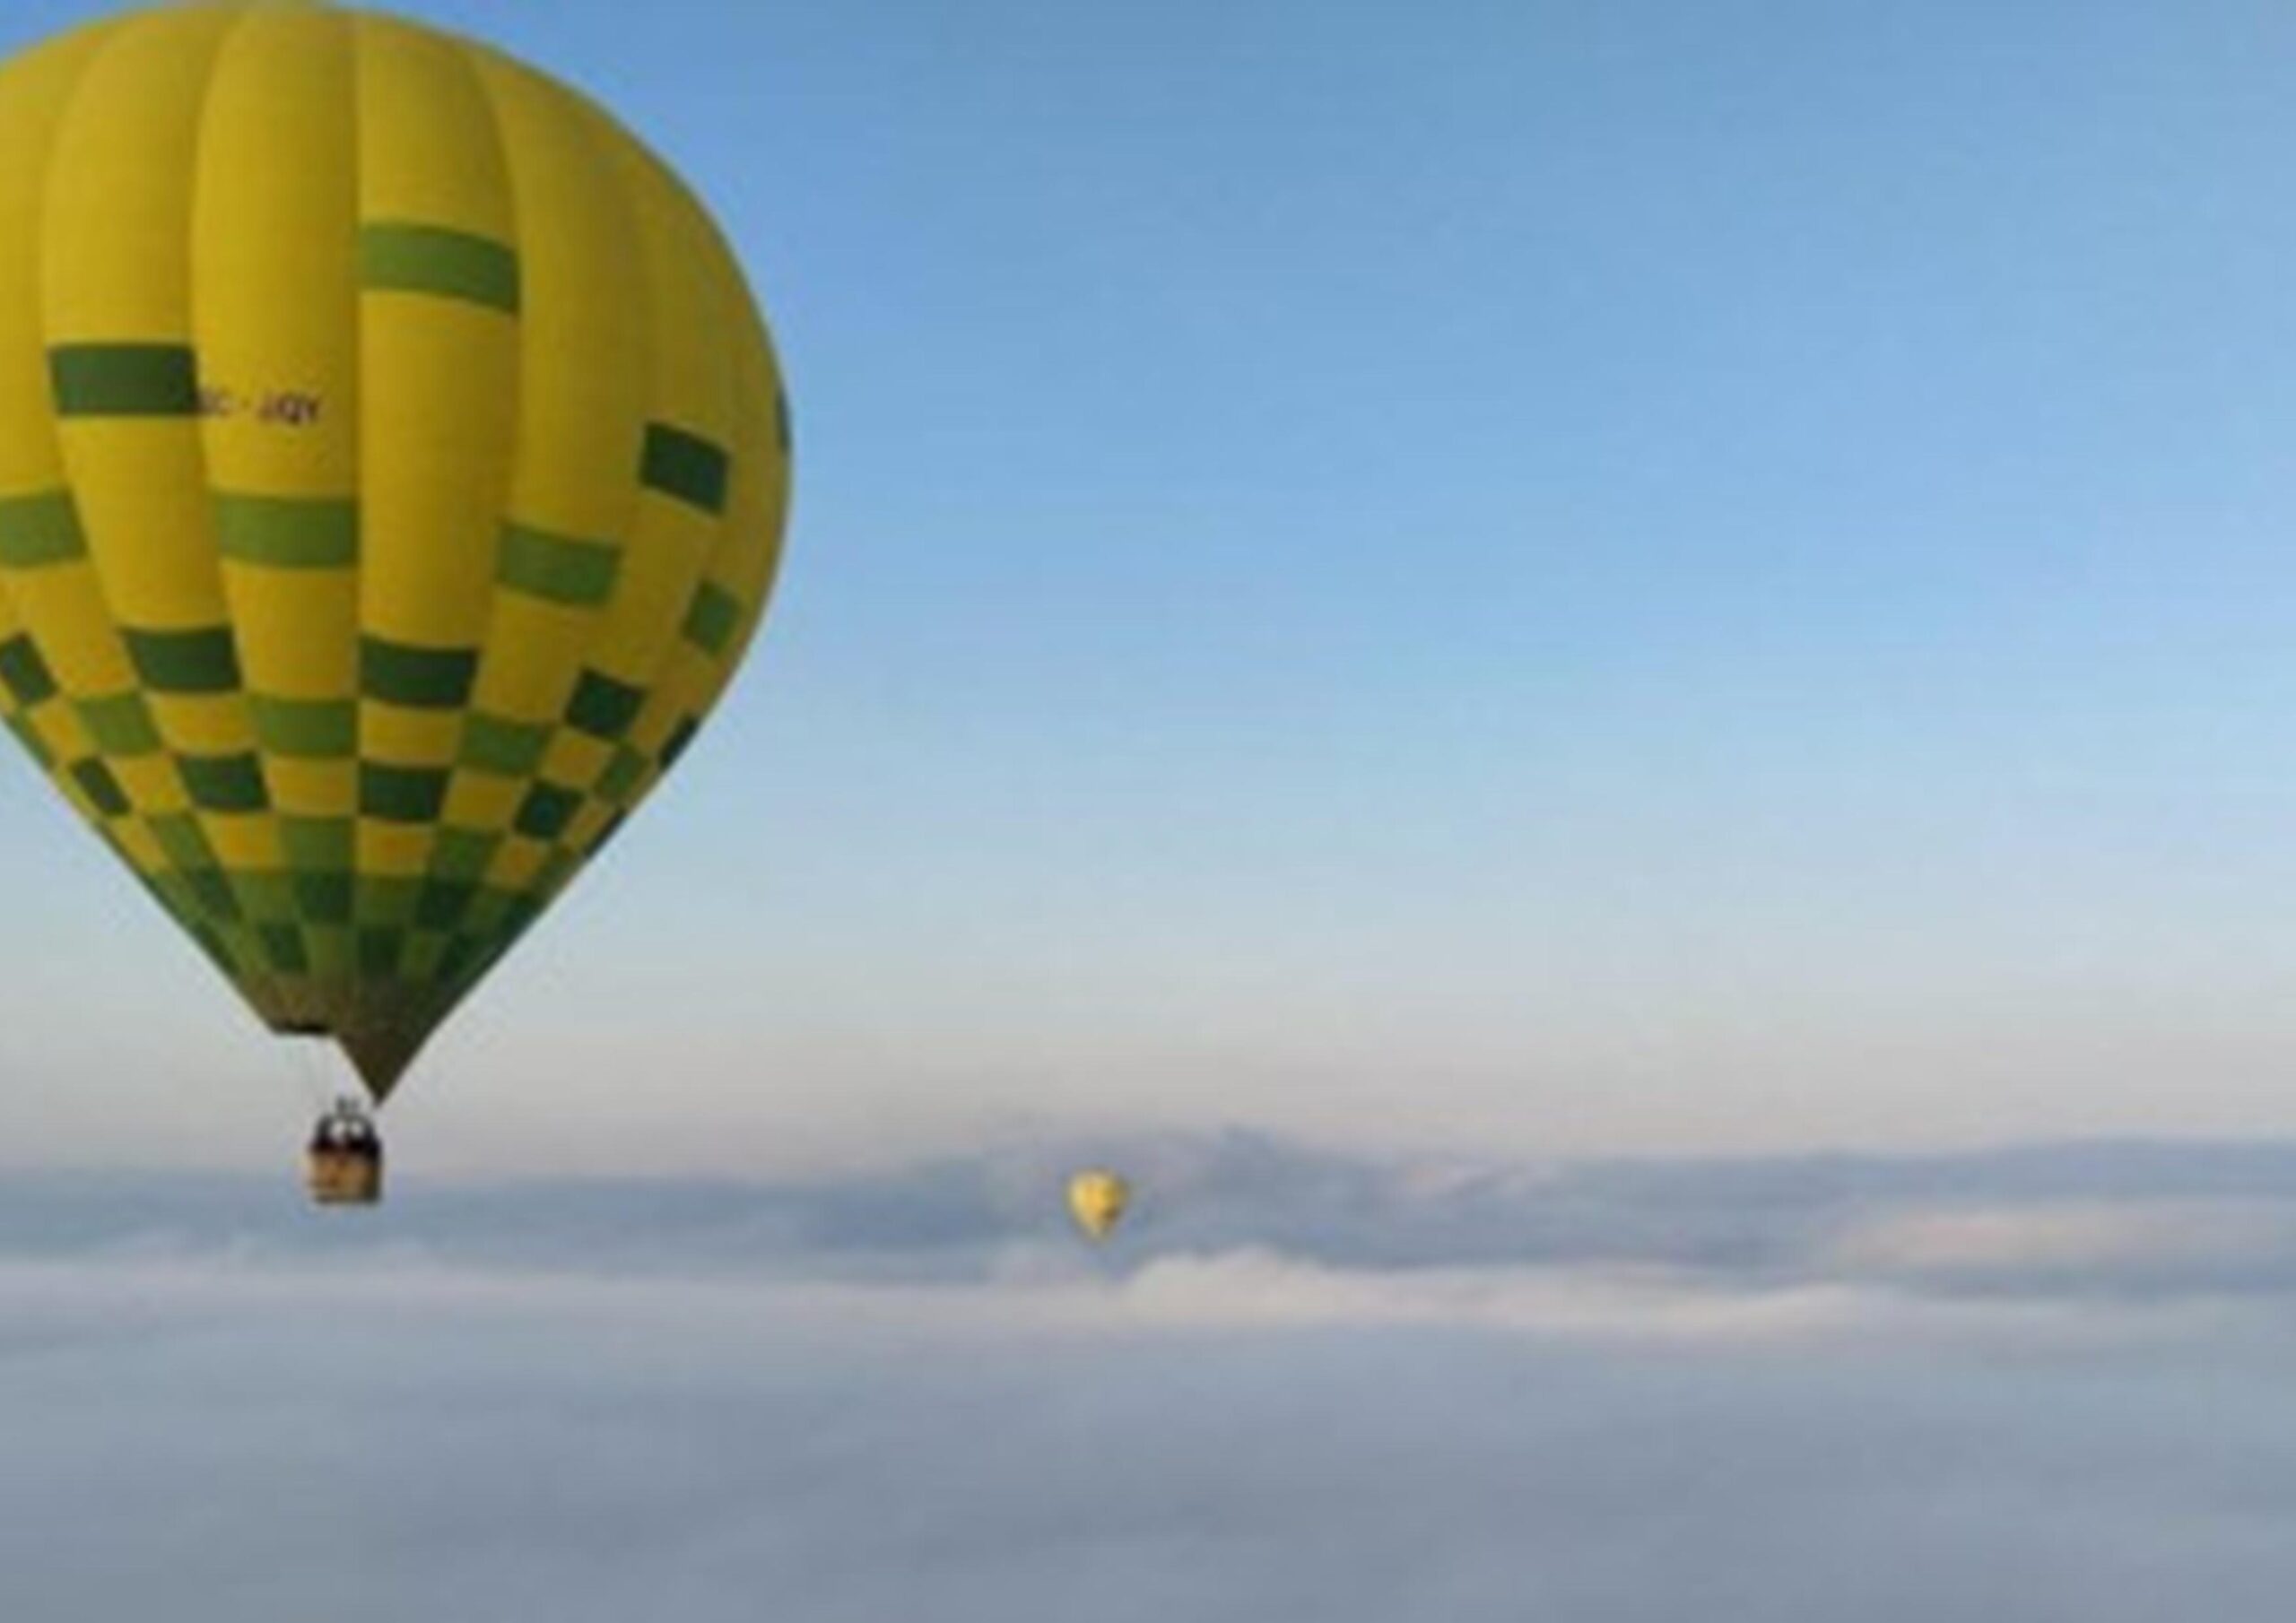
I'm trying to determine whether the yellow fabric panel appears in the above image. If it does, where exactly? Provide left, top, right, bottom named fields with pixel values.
left=42, top=9, right=257, bottom=771
left=485, top=836, right=551, bottom=891
left=439, top=772, right=520, bottom=829
left=563, top=131, right=786, bottom=816
left=430, top=45, right=647, bottom=864
left=39, top=4, right=276, bottom=880
left=223, top=574, right=356, bottom=699
left=196, top=4, right=360, bottom=756
left=561, top=798, right=614, bottom=853
left=45, top=11, right=230, bottom=629
left=110, top=755, right=186, bottom=814
left=204, top=813, right=275, bottom=869
left=145, top=692, right=248, bottom=756
left=0, top=29, right=139, bottom=704
left=583, top=491, right=715, bottom=690
left=461, top=595, right=584, bottom=727
left=23, top=705, right=93, bottom=775
left=605, top=223, right=788, bottom=798
left=0, top=20, right=117, bottom=492
left=106, top=817, right=167, bottom=876
left=50, top=426, right=215, bottom=631
left=359, top=702, right=460, bottom=764
left=350, top=13, right=511, bottom=236
left=353, top=298, right=512, bottom=646
left=39, top=9, right=235, bottom=341
left=266, top=758, right=352, bottom=815
left=692, top=195, right=791, bottom=699
left=536, top=729, right=610, bottom=790
left=465, top=48, right=646, bottom=544
left=360, top=820, right=430, bottom=880
left=577, top=109, right=729, bottom=687
left=352, top=15, right=514, bottom=647
left=708, top=256, right=794, bottom=672
left=196, top=6, right=360, bottom=499
left=0, top=560, right=134, bottom=697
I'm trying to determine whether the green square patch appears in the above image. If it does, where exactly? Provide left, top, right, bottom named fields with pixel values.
left=280, top=815, right=353, bottom=870
left=431, top=826, right=500, bottom=882
left=0, top=490, right=84, bottom=568
left=178, top=751, right=268, bottom=813
left=361, top=637, right=476, bottom=710
left=182, top=867, right=240, bottom=921
left=124, top=627, right=241, bottom=695
left=252, top=696, right=356, bottom=758
left=414, top=880, right=476, bottom=930
left=293, top=871, right=353, bottom=924
left=257, top=923, right=310, bottom=974
left=563, top=670, right=644, bottom=741
left=681, top=582, right=741, bottom=655
left=458, top=713, right=550, bottom=776
left=514, top=781, right=580, bottom=840
left=498, top=523, right=618, bottom=606
left=75, top=692, right=162, bottom=756
left=596, top=744, right=646, bottom=803
left=230, top=871, right=299, bottom=922
left=639, top=421, right=730, bottom=515
left=68, top=758, right=128, bottom=817
left=146, top=813, right=217, bottom=870
left=49, top=344, right=199, bottom=417
left=0, top=635, right=57, bottom=706
left=360, top=761, right=448, bottom=822
left=353, top=876, right=424, bottom=929
left=357, top=927, right=406, bottom=978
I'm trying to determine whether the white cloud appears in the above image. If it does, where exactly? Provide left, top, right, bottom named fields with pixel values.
left=0, top=1237, right=2292, bottom=1623
left=1824, top=1199, right=2296, bottom=1276
left=5, top=1141, right=2296, bottom=1621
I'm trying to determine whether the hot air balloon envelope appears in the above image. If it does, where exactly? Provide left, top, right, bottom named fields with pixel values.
left=0, top=2, right=792, bottom=1102
left=1067, top=1169, right=1131, bottom=1242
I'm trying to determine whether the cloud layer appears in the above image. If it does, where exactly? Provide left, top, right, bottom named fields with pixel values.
left=4, top=1134, right=2294, bottom=1621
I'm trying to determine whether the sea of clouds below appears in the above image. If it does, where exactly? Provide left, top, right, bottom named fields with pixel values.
left=3, top=1131, right=2295, bottom=1622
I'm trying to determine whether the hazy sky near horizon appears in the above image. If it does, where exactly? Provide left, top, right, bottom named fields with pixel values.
left=7, top=0, right=2296, bottom=1169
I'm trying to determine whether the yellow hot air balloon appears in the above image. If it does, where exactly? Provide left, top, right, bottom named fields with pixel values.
left=1066, top=1169, right=1131, bottom=1242
left=0, top=7, right=790, bottom=1139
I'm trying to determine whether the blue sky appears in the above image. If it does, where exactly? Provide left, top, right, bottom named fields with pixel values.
left=6, top=0, right=2296, bottom=1168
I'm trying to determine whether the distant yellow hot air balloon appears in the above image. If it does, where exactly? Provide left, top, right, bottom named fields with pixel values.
left=1066, top=1169, right=1131, bottom=1242
left=0, top=4, right=791, bottom=1162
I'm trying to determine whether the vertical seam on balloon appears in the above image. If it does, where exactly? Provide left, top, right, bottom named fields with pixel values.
left=578, top=138, right=738, bottom=840
left=423, top=52, right=640, bottom=950
left=346, top=8, right=376, bottom=1001
left=4, top=35, right=101, bottom=824
left=710, top=207, right=796, bottom=680
left=649, top=197, right=778, bottom=812
left=202, top=3, right=365, bottom=1014
left=29, top=21, right=213, bottom=887
left=680, top=165, right=793, bottom=689
left=415, top=34, right=528, bottom=993
left=187, top=1, right=292, bottom=986
left=338, top=17, right=519, bottom=1037
left=556, top=110, right=688, bottom=853
left=712, top=293, right=786, bottom=681
left=0, top=27, right=131, bottom=834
